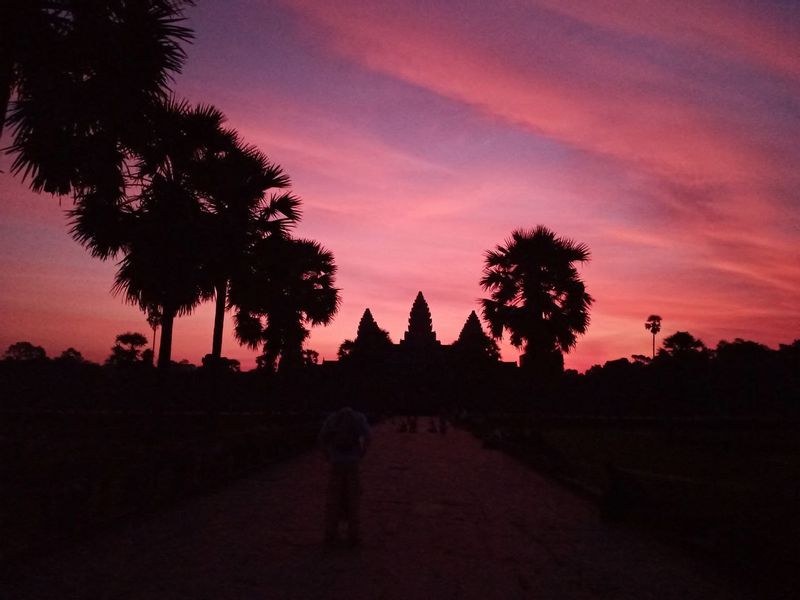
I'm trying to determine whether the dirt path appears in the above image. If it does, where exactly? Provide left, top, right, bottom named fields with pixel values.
left=2, top=421, right=743, bottom=599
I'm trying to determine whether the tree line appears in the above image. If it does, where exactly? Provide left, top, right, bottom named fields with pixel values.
left=3, top=2, right=339, bottom=371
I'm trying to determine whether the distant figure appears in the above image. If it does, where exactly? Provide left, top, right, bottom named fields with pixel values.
left=319, top=407, right=371, bottom=546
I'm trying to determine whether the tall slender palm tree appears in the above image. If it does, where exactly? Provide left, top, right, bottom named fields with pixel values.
left=232, top=237, right=340, bottom=373
left=146, top=305, right=162, bottom=361
left=192, top=138, right=300, bottom=360
left=3, top=1, right=193, bottom=198
left=644, top=315, right=662, bottom=359
left=480, top=226, right=593, bottom=374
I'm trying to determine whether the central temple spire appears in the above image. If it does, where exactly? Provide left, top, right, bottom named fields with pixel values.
left=401, top=291, right=438, bottom=347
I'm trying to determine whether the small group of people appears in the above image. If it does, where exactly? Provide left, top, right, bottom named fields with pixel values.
left=397, top=415, right=418, bottom=433
left=396, top=414, right=447, bottom=434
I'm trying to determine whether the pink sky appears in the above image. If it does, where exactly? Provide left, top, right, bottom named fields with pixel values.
left=1, top=0, right=798, bottom=370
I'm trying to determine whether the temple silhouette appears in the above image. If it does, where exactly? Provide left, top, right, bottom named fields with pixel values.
left=400, top=292, right=442, bottom=351
left=330, top=292, right=513, bottom=371
left=320, top=291, right=515, bottom=412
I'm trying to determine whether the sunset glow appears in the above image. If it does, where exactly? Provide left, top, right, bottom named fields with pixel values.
left=1, top=0, right=798, bottom=370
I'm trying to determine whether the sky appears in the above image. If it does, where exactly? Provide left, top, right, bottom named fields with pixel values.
left=1, top=0, right=799, bottom=371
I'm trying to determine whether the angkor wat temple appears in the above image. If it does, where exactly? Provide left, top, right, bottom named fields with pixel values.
left=333, top=291, right=510, bottom=367
left=314, top=292, right=517, bottom=412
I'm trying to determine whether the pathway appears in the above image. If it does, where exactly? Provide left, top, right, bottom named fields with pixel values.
left=1, top=421, right=744, bottom=599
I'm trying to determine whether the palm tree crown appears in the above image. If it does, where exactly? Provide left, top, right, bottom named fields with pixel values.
left=3, top=1, right=193, bottom=196
left=232, top=237, right=340, bottom=372
left=480, top=226, right=593, bottom=366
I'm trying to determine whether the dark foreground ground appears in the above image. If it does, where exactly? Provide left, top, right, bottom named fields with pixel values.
left=0, top=422, right=759, bottom=599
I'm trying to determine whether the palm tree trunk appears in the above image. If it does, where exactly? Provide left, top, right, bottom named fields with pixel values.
left=157, top=310, right=175, bottom=369
left=652, top=333, right=656, bottom=359
left=211, top=280, right=227, bottom=359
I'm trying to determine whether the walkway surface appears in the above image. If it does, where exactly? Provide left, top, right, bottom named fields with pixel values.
left=2, top=422, right=743, bottom=600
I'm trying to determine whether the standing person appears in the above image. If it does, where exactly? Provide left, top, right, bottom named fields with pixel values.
left=319, top=406, right=371, bottom=546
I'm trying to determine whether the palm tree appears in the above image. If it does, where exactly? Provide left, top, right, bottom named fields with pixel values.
left=111, top=176, right=212, bottom=368
left=91, top=100, right=234, bottom=369
left=480, top=226, right=593, bottom=375
left=232, top=237, right=340, bottom=373
left=192, top=138, right=300, bottom=361
left=146, top=305, right=162, bottom=360
left=3, top=1, right=192, bottom=198
left=644, top=315, right=662, bottom=359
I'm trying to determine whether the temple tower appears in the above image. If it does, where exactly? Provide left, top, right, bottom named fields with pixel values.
left=400, top=291, right=440, bottom=349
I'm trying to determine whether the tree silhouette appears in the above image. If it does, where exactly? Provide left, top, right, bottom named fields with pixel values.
left=232, top=237, right=340, bottom=373
left=451, top=310, right=500, bottom=362
left=4, top=341, right=46, bottom=361
left=69, top=99, right=303, bottom=369
left=201, top=354, right=240, bottom=372
left=3, top=1, right=192, bottom=197
left=109, top=182, right=210, bottom=369
left=302, top=349, right=320, bottom=366
left=337, top=339, right=355, bottom=361
left=87, top=101, right=233, bottom=368
left=56, top=347, right=85, bottom=364
left=715, top=338, right=774, bottom=406
left=193, top=137, right=300, bottom=361
left=644, top=315, right=662, bottom=359
left=106, top=332, right=149, bottom=366
left=659, top=331, right=708, bottom=358
left=146, top=306, right=162, bottom=362
left=480, top=226, right=593, bottom=376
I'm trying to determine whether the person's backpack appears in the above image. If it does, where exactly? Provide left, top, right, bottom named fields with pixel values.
left=327, top=409, right=362, bottom=452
